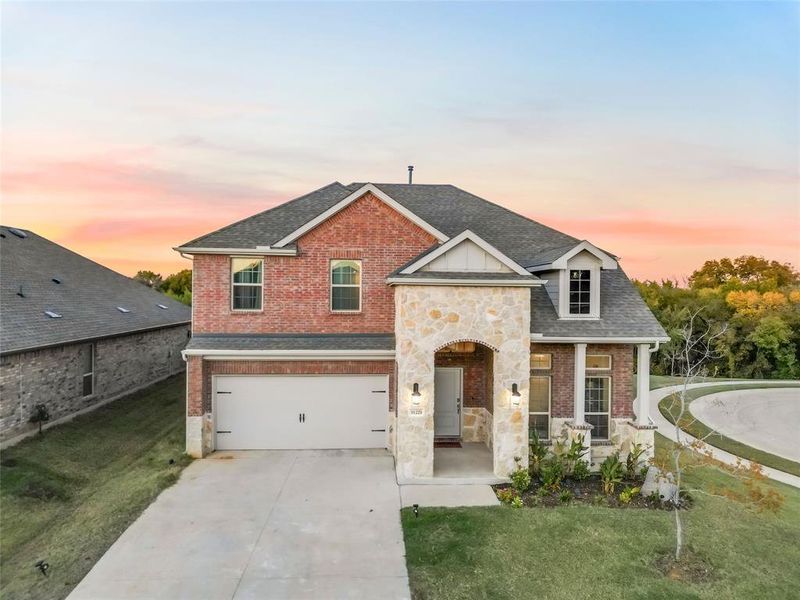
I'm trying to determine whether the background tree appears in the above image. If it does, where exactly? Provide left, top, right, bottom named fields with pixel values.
left=132, top=268, right=192, bottom=305
left=133, top=270, right=163, bottom=289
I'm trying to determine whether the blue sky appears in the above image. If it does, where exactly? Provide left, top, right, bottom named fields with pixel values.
left=3, top=1, right=798, bottom=279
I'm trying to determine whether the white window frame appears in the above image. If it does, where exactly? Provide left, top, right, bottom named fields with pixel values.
left=82, top=343, right=95, bottom=397
left=230, top=257, right=264, bottom=312
left=585, top=375, right=611, bottom=440
left=586, top=354, right=612, bottom=370
left=529, top=375, right=551, bottom=440
left=330, top=259, right=362, bottom=313
left=530, top=352, right=552, bottom=370
left=557, top=264, right=600, bottom=320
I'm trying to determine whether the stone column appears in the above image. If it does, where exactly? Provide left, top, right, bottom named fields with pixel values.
left=185, top=355, right=212, bottom=458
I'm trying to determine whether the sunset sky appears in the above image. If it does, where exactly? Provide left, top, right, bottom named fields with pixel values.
left=3, top=2, right=798, bottom=281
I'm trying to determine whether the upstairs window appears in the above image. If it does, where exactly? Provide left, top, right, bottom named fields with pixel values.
left=231, top=258, right=263, bottom=311
left=569, top=269, right=591, bottom=315
left=331, top=260, right=361, bottom=312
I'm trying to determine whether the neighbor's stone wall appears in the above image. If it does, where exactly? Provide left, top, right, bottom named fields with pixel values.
left=1, top=324, right=189, bottom=441
left=395, top=285, right=531, bottom=479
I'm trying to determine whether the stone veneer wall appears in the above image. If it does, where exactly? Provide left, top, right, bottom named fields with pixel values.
left=1, top=324, right=189, bottom=441
left=394, top=285, right=530, bottom=479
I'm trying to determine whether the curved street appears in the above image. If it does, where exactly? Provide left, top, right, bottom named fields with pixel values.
left=647, top=381, right=800, bottom=489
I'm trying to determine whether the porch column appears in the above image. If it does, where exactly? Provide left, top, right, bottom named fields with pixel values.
left=573, top=343, right=587, bottom=424
left=636, top=344, right=651, bottom=426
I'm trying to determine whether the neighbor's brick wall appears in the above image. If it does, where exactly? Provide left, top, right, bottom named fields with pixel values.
left=188, top=359, right=396, bottom=415
left=530, top=343, right=634, bottom=419
left=0, top=324, right=190, bottom=441
left=434, top=345, right=493, bottom=409
left=192, top=192, right=437, bottom=334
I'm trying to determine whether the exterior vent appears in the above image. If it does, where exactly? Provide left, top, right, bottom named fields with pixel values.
left=44, top=310, right=62, bottom=318
left=16, top=286, right=24, bottom=298
left=116, top=306, right=131, bottom=313
left=52, top=277, right=62, bottom=284
left=157, top=304, right=168, bottom=310
left=8, top=228, right=27, bottom=239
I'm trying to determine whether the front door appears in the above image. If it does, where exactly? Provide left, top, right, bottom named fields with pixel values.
left=434, top=367, right=462, bottom=437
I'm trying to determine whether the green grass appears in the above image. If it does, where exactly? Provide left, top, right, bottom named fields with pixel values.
left=658, top=382, right=800, bottom=478
left=402, top=432, right=800, bottom=600
left=0, top=374, right=192, bottom=600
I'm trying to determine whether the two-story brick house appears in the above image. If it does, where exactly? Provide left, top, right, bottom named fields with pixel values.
left=177, top=182, right=667, bottom=481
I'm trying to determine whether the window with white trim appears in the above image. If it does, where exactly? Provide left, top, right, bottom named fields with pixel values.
left=569, top=269, right=591, bottom=315
left=231, top=258, right=263, bottom=311
left=585, top=376, right=610, bottom=440
left=530, top=353, right=552, bottom=370
left=529, top=375, right=551, bottom=441
left=586, top=354, right=611, bottom=370
left=330, top=260, right=361, bottom=312
left=81, top=343, right=95, bottom=397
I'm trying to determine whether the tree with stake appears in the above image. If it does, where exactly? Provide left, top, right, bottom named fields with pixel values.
left=29, top=404, right=50, bottom=435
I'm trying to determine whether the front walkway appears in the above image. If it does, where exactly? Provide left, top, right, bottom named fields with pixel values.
left=648, top=381, right=800, bottom=489
left=69, top=450, right=409, bottom=600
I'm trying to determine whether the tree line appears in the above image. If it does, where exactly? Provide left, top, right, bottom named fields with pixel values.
left=133, top=269, right=192, bottom=305
left=635, top=256, right=800, bottom=379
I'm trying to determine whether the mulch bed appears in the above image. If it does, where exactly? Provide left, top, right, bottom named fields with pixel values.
left=493, top=474, right=692, bottom=510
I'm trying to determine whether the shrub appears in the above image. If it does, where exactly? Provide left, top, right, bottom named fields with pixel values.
left=528, top=431, right=548, bottom=477
left=29, top=404, right=50, bottom=434
left=510, top=495, right=523, bottom=508
left=540, top=457, right=564, bottom=492
left=510, top=466, right=532, bottom=493
left=563, top=435, right=588, bottom=477
left=496, top=487, right=518, bottom=505
left=626, top=443, right=647, bottom=479
left=559, top=490, right=573, bottom=504
left=572, top=459, right=591, bottom=481
left=599, top=453, right=624, bottom=495
left=619, top=486, right=641, bottom=505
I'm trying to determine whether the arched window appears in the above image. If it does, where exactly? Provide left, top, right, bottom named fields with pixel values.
left=330, top=260, right=361, bottom=312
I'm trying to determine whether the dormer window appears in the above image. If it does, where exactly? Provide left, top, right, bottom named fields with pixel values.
left=569, top=270, right=591, bottom=315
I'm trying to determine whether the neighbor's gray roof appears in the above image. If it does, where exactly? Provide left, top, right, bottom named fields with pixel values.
left=1, top=227, right=191, bottom=355
left=187, top=333, right=394, bottom=352
left=531, top=270, right=668, bottom=339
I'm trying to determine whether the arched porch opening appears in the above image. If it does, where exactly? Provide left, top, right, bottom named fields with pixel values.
left=432, top=340, right=496, bottom=479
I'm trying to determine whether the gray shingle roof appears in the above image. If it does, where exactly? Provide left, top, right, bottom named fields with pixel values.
left=187, top=333, right=394, bottom=352
left=531, top=269, right=668, bottom=339
left=388, top=271, right=539, bottom=282
left=178, top=182, right=666, bottom=341
left=1, top=227, right=191, bottom=355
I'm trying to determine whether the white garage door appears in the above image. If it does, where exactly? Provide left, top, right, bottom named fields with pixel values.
left=214, top=375, right=389, bottom=450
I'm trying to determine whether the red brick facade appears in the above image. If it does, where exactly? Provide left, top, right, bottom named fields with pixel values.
left=192, top=192, right=437, bottom=334
left=530, top=343, right=635, bottom=419
left=187, top=357, right=395, bottom=416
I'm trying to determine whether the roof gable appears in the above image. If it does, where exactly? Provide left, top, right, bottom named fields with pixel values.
left=529, top=240, right=618, bottom=271
left=399, top=230, right=531, bottom=276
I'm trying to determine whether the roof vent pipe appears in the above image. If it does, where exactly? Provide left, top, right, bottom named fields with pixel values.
left=408, top=165, right=414, bottom=184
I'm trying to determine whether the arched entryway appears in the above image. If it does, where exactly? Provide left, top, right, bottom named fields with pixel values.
left=432, top=340, right=497, bottom=479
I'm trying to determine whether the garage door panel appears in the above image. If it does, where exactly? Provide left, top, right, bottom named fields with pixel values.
left=214, top=375, right=389, bottom=450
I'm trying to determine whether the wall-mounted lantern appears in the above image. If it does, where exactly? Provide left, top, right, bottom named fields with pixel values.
left=511, top=383, right=521, bottom=406
left=411, top=383, right=422, bottom=405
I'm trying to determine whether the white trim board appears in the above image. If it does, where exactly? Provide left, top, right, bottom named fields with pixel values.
left=272, top=184, right=449, bottom=248
left=173, top=246, right=298, bottom=256
left=399, top=230, right=531, bottom=276
left=386, top=277, right=543, bottom=287
left=182, top=349, right=395, bottom=360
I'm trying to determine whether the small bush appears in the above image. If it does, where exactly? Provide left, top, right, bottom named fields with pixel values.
left=559, top=490, right=573, bottom=504
left=496, top=488, right=518, bottom=505
left=510, top=495, right=523, bottom=508
left=28, top=404, right=51, bottom=434
left=599, top=453, right=624, bottom=495
left=510, top=460, right=532, bottom=493
left=563, top=435, right=588, bottom=477
left=572, top=459, right=591, bottom=481
left=528, top=431, right=548, bottom=477
left=626, top=443, right=647, bottom=479
left=540, top=458, right=564, bottom=492
left=619, top=486, right=641, bottom=505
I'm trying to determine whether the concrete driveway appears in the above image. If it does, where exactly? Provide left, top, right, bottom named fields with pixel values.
left=69, top=450, right=409, bottom=600
left=690, top=387, right=800, bottom=462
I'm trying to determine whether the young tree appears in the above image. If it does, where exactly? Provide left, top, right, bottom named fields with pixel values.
left=657, top=309, right=784, bottom=561
left=133, top=270, right=163, bottom=288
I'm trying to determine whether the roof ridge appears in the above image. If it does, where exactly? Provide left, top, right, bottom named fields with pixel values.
left=178, top=181, right=348, bottom=248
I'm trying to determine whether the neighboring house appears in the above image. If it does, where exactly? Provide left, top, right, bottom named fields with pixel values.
left=0, top=227, right=191, bottom=442
left=177, top=182, right=668, bottom=481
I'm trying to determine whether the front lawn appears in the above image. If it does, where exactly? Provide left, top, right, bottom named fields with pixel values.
left=0, top=374, right=191, bottom=600
left=659, top=382, right=800, bottom=477
left=402, top=433, right=800, bottom=600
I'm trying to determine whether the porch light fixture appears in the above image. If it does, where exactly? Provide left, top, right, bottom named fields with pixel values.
left=511, top=383, right=521, bottom=406
left=411, top=383, right=421, bottom=405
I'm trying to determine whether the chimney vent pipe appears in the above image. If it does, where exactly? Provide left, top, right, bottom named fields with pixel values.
left=408, top=165, right=414, bottom=184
